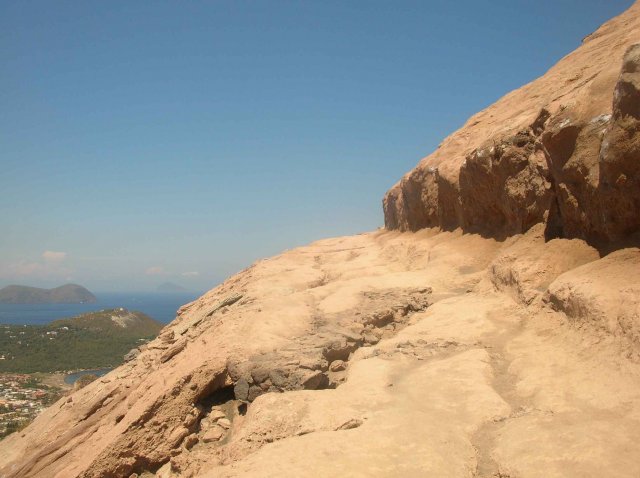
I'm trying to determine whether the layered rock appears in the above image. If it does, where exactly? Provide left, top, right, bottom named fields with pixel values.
left=384, top=4, right=640, bottom=248
left=0, top=232, right=468, bottom=478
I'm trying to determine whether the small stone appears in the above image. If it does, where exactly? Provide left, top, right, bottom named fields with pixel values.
left=247, top=385, right=263, bottom=402
left=183, top=433, right=198, bottom=450
left=299, top=356, right=326, bottom=371
left=217, top=418, right=231, bottom=429
left=208, top=409, right=226, bottom=421
left=123, top=348, right=140, bottom=362
left=160, top=330, right=176, bottom=343
left=155, top=462, right=172, bottom=478
left=202, top=425, right=225, bottom=443
left=234, top=378, right=250, bottom=401
left=363, top=333, right=380, bottom=345
left=167, top=426, right=189, bottom=448
left=616, top=173, right=627, bottom=186
left=329, top=360, right=346, bottom=372
left=268, top=369, right=288, bottom=388
left=183, top=414, right=197, bottom=428
left=250, top=366, right=270, bottom=384
left=336, top=418, right=363, bottom=430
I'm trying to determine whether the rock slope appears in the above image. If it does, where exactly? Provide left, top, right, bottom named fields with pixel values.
left=1, top=4, right=640, bottom=478
left=383, top=3, right=640, bottom=249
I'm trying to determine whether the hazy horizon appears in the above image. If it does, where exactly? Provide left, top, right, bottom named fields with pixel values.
left=1, top=0, right=633, bottom=292
left=0, top=283, right=205, bottom=295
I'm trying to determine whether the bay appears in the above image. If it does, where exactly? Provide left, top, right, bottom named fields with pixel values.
left=64, top=368, right=113, bottom=385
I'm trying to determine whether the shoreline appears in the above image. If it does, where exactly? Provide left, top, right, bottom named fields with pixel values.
left=32, top=371, right=73, bottom=390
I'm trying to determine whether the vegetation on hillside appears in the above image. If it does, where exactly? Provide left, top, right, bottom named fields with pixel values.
left=0, top=309, right=163, bottom=373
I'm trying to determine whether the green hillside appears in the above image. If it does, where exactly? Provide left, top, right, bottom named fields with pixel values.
left=0, top=309, right=163, bottom=373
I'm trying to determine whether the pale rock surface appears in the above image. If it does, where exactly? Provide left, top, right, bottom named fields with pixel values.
left=2, top=4, right=640, bottom=478
left=489, top=223, right=600, bottom=305
left=545, top=248, right=640, bottom=357
left=1, top=229, right=639, bottom=477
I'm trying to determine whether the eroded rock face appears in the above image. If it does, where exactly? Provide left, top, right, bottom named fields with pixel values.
left=599, top=44, right=640, bottom=243
left=383, top=7, right=640, bottom=249
left=545, top=248, right=640, bottom=357
left=459, top=130, right=553, bottom=238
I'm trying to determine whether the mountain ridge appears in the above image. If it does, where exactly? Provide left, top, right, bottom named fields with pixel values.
left=0, top=284, right=97, bottom=304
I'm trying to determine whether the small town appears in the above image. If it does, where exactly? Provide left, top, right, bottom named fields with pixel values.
left=0, top=374, right=63, bottom=439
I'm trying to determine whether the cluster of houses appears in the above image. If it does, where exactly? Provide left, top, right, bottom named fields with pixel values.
left=0, top=374, right=58, bottom=439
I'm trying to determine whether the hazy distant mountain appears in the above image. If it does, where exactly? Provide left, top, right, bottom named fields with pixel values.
left=156, top=282, right=188, bottom=293
left=0, top=284, right=97, bottom=304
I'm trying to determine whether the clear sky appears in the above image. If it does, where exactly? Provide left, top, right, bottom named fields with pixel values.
left=0, top=0, right=633, bottom=292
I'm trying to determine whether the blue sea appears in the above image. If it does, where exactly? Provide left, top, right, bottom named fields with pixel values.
left=0, top=292, right=201, bottom=326
left=64, top=368, right=113, bottom=384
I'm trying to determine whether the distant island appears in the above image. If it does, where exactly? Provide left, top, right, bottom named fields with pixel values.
left=156, top=282, right=188, bottom=293
left=0, top=308, right=163, bottom=373
left=0, top=284, right=97, bottom=304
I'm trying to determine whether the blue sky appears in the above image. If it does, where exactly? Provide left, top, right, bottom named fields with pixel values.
left=0, top=0, right=633, bottom=292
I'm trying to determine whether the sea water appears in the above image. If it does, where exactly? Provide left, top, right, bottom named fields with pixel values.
left=0, top=292, right=200, bottom=326
left=64, top=368, right=114, bottom=385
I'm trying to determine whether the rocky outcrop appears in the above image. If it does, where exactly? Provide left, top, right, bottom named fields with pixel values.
left=545, top=248, right=640, bottom=357
left=384, top=4, right=640, bottom=249
left=599, top=45, right=640, bottom=243
left=489, top=224, right=599, bottom=305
